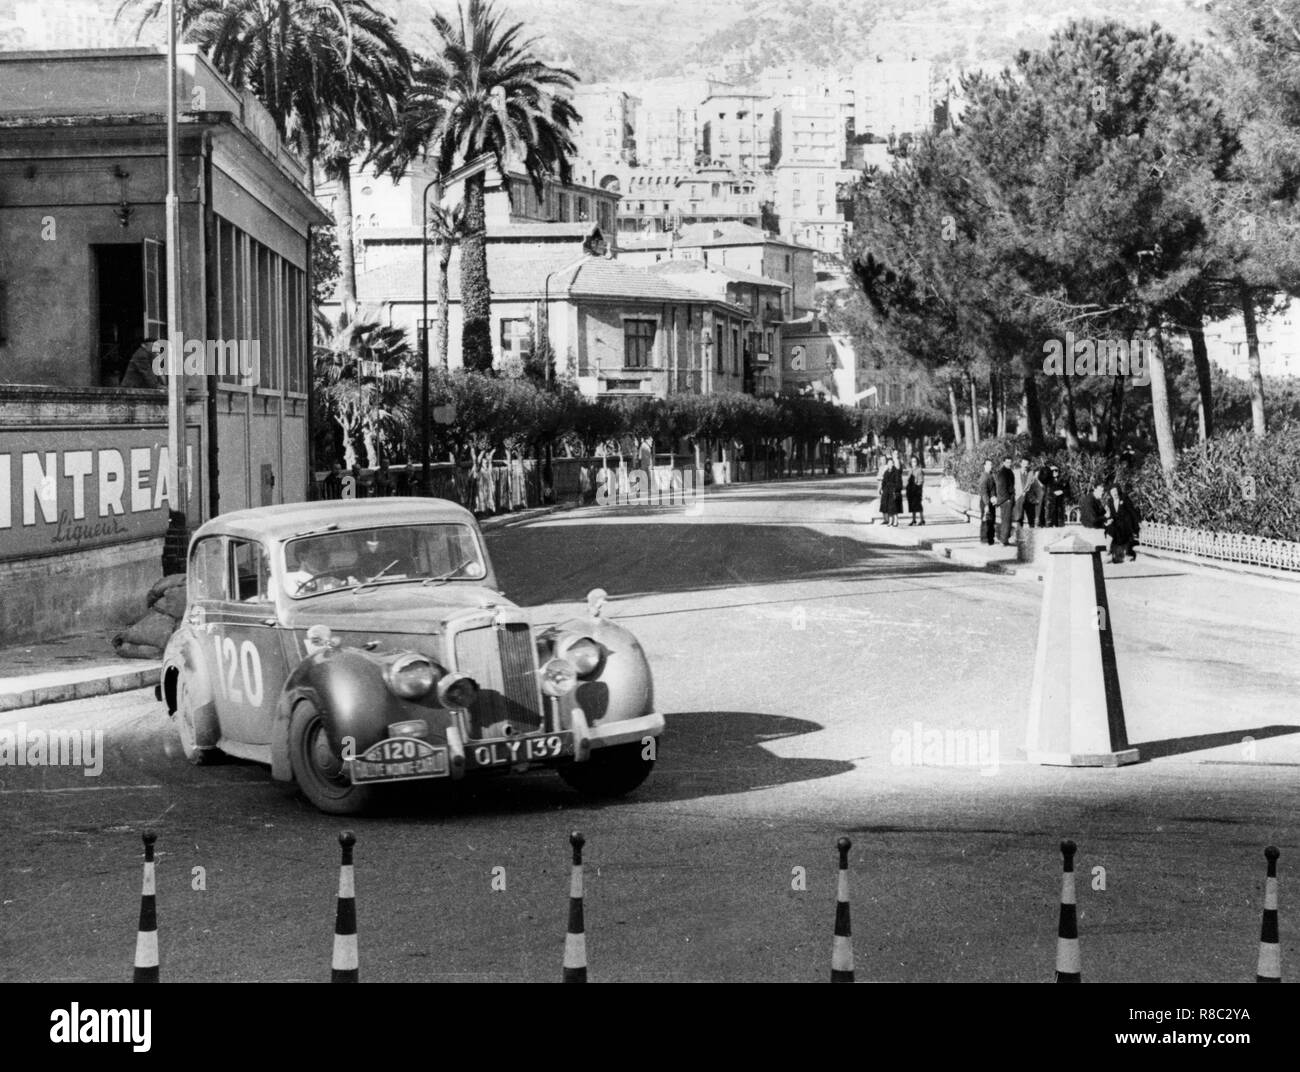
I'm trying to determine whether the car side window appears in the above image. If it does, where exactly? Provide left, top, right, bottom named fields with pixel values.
left=230, top=540, right=272, bottom=603
left=191, top=538, right=227, bottom=603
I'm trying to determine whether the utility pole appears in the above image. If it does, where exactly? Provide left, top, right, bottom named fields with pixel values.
left=165, top=0, right=187, bottom=528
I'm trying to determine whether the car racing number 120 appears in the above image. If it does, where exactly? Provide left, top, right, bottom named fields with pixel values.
left=211, top=636, right=265, bottom=707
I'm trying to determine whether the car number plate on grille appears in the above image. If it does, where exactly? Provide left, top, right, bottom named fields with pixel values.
left=350, top=737, right=449, bottom=784
left=466, top=732, right=572, bottom=770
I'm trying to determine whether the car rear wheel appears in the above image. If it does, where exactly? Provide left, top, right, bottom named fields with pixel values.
left=559, top=742, right=655, bottom=798
left=288, top=700, right=376, bottom=815
left=176, top=674, right=219, bottom=766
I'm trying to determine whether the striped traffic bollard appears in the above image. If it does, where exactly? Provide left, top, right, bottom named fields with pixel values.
left=1055, top=839, right=1081, bottom=982
left=331, top=831, right=359, bottom=983
left=831, top=836, right=854, bottom=983
left=1257, top=846, right=1281, bottom=983
left=563, top=831, right=587, bottom=983
left=133, top=830, right=159, bottom=983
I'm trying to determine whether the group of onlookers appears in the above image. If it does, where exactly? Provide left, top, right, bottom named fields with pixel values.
left=977, top=457, right=1141, bottom=563
left=876, top=451, right=927, bottom=526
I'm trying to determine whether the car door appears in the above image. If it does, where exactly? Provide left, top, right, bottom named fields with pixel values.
left=181, top=534, right=231, bottom=737
left=207, top=538, right=288, bottom=746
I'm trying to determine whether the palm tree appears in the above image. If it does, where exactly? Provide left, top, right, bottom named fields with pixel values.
left=117, top=0, right=412, bottom=304
left=405, top=0, right=580, bottom=372
left=428, top=201, right=469, bottom=371
left=313, top=306, right=415, bottom=470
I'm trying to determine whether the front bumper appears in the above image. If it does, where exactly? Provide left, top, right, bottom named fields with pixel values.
left=577, top=706, right=665, bottom=758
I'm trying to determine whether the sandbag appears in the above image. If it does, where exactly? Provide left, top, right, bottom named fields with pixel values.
left=146, top=573, right=187, bottom=608
left=153, top=585, right=188, bottom=620
left=114, top=640, right=164, bottom=661
left=115, top=608, right=178, bottom=652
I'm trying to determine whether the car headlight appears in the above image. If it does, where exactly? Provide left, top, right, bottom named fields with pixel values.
left=556, top=635, right=603, bottom=678
left=436, top=671, right=479, bottom=709
left=539, top=657, right=578, bottom=697
left=386, top=654, right=436, bottom=699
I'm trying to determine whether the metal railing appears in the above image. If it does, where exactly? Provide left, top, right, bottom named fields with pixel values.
left=1139, top=521, right=1300, bottom=572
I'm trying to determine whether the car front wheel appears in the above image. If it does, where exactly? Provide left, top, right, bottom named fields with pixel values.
left=288, top=699, right=376, bottom=815
left=559, top=742, right=655, bottom=798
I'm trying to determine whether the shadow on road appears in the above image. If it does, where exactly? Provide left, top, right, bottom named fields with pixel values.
left=379, top=709, right=851, bottom=820
left=488, top=519, right=964, bottom=605
left=1132, top=724, right=1300, bottom=760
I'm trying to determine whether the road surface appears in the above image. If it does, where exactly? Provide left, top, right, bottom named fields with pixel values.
left=2, top=476, right=1298, bottom=982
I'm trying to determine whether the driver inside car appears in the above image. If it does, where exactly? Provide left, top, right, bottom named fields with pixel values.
left=285, top=542, right=347, bottom=594
left=350, top=530, right=411, bottom=581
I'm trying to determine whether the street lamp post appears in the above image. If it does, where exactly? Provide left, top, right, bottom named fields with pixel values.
left=420, top=176, right=442, bottom=496
left=164, top=0, right=186, bottom=547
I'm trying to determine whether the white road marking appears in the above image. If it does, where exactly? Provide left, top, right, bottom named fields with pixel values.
left=0, top=782, right=245, bottom=794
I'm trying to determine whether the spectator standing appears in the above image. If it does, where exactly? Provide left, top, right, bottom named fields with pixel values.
left=374, top=461, right=395, bottom=497
left=1014, top=459, right=1039, bottom=532
left=876, top=453, right=892, bottom=523
left=1040, top=464, right=1069, bottom=527
left=873, top=457, right=904, bottom=524
left=906, top=455, right=926, bottom=525
left=1034, top=462, right=1055, bottom=527
left=978, top=459, right=998, bottom=545
left=1107, top=485, right=1141, bottom=563
left=323, top=464, right=343, bottom=500
left=995, top=458, right=1016, bottom=545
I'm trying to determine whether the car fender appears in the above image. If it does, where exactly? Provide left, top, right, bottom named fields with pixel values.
left=161, top=625, right=220, bottom=747
left=270, top=647, right=421, bottom=782
left=545, top=616, right=654, bottom=728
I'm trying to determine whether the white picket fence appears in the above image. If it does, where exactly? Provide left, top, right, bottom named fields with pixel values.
left=1139, top=521, right=1300, bottom=572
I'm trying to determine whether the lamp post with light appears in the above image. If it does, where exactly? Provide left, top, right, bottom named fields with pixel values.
left=164, top=0, right=187, bottom=564
left=419, top=175, right=442, bottom=496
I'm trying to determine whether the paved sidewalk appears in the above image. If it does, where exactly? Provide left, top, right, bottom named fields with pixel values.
left=854, top=481, right=1020, bottom=571
left=0, top=632, right=159, bottom=714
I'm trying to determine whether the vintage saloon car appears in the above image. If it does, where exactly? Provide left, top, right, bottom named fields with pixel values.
left=158, top=499, right=663, bottom=814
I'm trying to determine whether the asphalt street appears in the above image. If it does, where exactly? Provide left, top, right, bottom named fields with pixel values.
left=2, top=475, right=1298, bottom=982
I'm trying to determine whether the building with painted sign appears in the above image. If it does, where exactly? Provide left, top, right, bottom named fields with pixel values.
left=0, top=48, right=328, bottom=643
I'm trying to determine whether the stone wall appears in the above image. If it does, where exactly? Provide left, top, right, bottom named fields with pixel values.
left=0, top=537, right=163, bottom=644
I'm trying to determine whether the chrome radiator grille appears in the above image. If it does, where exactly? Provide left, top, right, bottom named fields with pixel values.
left=453, top=623, right=543, bottom=738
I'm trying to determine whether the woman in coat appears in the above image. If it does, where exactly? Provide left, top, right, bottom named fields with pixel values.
left=906, top=455, right=925, bottom=525
left=882, top=459, right=904, bottom=526
left=876, top=455, right=892, bottom=524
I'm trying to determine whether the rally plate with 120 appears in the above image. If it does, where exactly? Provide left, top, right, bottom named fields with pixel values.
left=466, top=731, right=572, bottom=770
left=350, top=737, right=450, bottom=784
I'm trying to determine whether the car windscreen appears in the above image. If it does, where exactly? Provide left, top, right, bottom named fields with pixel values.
left=283, top=523, right=487, bottom=597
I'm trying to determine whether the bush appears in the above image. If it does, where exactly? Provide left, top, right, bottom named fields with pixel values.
left=944, top=435, right=1032, bottom=491
left=1128, top=422, right=1300, bottom=542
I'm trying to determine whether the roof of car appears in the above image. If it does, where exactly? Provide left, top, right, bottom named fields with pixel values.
left=191, top=497, right=479, bottom=544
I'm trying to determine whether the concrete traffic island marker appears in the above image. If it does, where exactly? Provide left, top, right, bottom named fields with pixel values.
left=830, top=836, right=855, bottom=983
left=1025, top=533, right=1140, bottom=766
